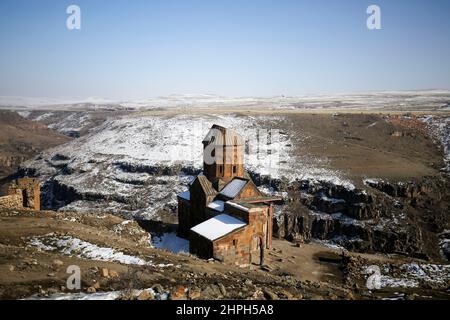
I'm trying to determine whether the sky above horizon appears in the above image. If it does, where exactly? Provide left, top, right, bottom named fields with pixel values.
left=0, top=0, right=449, bottom=99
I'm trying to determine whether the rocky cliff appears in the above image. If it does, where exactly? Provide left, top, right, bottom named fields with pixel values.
left=273, top=176, right=450, bottom=261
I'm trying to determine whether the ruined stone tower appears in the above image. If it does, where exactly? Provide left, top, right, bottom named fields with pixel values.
left=7, top=178, right=40, bottom=210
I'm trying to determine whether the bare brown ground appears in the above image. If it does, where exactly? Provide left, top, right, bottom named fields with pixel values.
left=0, top=208, right=404, bottom=300
left=266, top=240, right=402, bottom=284
left=281, top=113, right=443, bottom=183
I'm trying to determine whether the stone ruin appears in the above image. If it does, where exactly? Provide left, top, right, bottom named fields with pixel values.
left=0, top=178, right=40, bottom=210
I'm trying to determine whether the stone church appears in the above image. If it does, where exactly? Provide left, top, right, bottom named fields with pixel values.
left=177, top=125, right=280, bottom=267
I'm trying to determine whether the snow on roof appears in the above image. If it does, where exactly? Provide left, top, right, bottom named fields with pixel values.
left=178, top=190, right=190, bottom=201
left=190, top=214, right=246, bottom=241
left=226, top=201, right=250, bottom=212
left=219, top=178, right=247, bottom=198
left=207, top=200, right=225, bottom=212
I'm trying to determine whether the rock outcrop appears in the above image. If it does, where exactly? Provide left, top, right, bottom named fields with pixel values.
left=274, top=177, right=450, bottom=260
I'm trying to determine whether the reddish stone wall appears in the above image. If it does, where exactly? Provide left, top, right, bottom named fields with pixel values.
left=252, top=207, right=273, bottom=257
left=7, top=178, right=40, bottom=210
left=267, top=205, right=273, bottom=248
left=208, top=205, right=272, bottom=266
left=204, top=144, right=245, bottom=184
left=213, top=227, right=252, bottom=266
left=219, top=144, right=245, bottom=183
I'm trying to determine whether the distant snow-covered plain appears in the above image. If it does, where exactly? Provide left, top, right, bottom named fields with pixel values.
left=2, top=90, right=450, bottom=111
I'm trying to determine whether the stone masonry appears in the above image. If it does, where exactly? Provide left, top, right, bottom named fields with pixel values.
left=0, top=178, right=40, bottom=210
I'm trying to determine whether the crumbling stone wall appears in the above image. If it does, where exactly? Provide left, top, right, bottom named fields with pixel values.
left=1, top=178, right=41, bottom=210
left=0, top=189, right=23, bottom=209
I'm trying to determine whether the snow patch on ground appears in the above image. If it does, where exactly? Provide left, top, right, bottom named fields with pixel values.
left=362, top=262, right=450, bottom=289
left=24, top=288, right=169, bottom=300
left=28, top=233, right=168, bottom=267
left=378, top=276, right=419, bottom=288
left=401, top=263, right=450, bottom=286
left=152, top=232, right=189, bottom=253
left=311, top=239, right=348, bottom=251
left=17, top=111, right=31, bottom=118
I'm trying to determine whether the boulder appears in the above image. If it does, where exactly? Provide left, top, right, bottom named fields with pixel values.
left=52, top=259, right=64, bottom=268
left=87, top=286, right=96, bottom=293
left=101, top=268, right=109, bottom=278
left=171, top=286, right=187, bottom=300
left=263, top=289, right=279, bottom=300
left=137, top=289, right=154, bottom=300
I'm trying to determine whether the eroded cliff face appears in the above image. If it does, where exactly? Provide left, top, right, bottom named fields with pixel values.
left=273, top=176, right=450, bottom=261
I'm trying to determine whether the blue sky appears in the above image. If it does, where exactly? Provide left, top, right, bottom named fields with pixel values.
left=0, top=0, right=449, bottom=99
